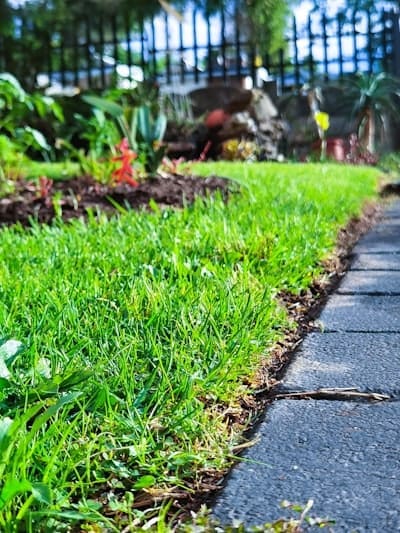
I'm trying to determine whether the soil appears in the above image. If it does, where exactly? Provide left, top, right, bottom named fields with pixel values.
left=0, top=173, right=235, bottom=227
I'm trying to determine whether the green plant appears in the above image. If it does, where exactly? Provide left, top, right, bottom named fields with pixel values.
left=82, top=94, right=167, bottom=174
left=345, top=72, right=400, bottom=154
left=0, top=338, right=96, bottom=530
left=82, top=94, right=139, bottom=152
left=379, top=150, right=400, bottom=177
left=161, top=92, right=194, bottom=125
left=0, top=72, right=64, bottom=159
left=73, top=108, right=120, bottom=158
left=180, top=500, right=334, bottom=531
left=0, top=135, right=25, bottom=197
left=55, top=138, right=115, bottom=184
left=136, top=104, right=167, bottom=173
left=0, top=338, right=93, bottom=414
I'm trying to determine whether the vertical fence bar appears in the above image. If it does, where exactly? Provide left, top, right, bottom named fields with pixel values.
left=99, top=14, right=106, bottom=89
left=164, top=12, right=171, bottom=84
left=234, top=0, right=242, bottom=78
left=0, top=11, right=11, bottom=72
left=292, top=16, right=300, bottom=86
left=264, top=52, right=271, bottom=77
left=220, top=7, right=227, bottom=82
left=20, top=9, right=26, bottom=77
left=125, top=15, right=132, bottom=71
left=390, top=10, right=400, bottom=77
left=151, top=17, right=157, bottom=79
left=321, top=12, right=329, bottom=80
left=112, top=14, right=119, bottom=81
left=73, top=21, right=79, bottom=87
left=19, top=11, right=28, bottom=83
left=60, top=29, right=66, bottom=87
left=85, top=16, right=92, bottom=88
left=366, top=10, right=373, bottom=73
left=337, top=14, right=344, bottom=79
left=307, top=14, right=314, bottom=82
left=352, top=10, right=359, bottom=73
left=192, top=8, right=199, bottom=82
left=206, top=10, right=212, bottom=81
left=139, top=18, right=146, bottom=74
left=381, top=10, right=389, bottom=72
left=10, top=9, right=20, bottom=77
left=47, top=30, right=54, bottom=87
left=179, top=20, right=185, bottom=83
left=29, top=21, right=41, bottom=89
left=278, top=48, right=285, bottom=91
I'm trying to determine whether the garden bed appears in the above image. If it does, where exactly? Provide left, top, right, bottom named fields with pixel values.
left=0, top=173, right=234, bottom=226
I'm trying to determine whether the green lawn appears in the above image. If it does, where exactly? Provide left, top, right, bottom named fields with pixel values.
left=0, top=162, right=380, bottom=531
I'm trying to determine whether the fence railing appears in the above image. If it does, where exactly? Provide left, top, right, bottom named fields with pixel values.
left=0, top=6, right=399, bottom=94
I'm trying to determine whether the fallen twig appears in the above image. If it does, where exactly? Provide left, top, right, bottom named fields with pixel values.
left=274, top=387, right=391, bottom=402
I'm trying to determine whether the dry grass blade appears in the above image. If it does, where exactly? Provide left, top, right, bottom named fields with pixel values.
left=274, top=387, right=391, bottom=402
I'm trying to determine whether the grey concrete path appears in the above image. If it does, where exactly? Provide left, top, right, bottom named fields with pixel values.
left=212, top=200, right=400, bottom=532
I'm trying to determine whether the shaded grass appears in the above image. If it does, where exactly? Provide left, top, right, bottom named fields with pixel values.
left=0, top=162, right=380, bottom=530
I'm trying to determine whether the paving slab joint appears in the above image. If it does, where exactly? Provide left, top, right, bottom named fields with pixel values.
left=337, top=290, right=400, bottom=296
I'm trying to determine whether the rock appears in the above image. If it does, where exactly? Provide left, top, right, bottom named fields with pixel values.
left=188, top=86, right=252, bottom=117
left=185, top=85, right=287, bottom=161
left=251, top=89, right=279, bottom=123
left=205, top=109, right=231, bottom=129
left=217, top=111, right=258, bottom=141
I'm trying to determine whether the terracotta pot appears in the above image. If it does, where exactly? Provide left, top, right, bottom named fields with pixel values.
left=312, top=137, right=349, bottom=161
left=326, top=137, right=349, bottom=161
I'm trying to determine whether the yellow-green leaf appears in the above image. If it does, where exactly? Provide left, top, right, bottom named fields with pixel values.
left=314, top=111, right=330, bottom=131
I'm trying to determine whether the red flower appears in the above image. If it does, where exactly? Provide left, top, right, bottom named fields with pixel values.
left=111, top=137, right=139, bottom=187
left=39, top=175, right=53, bottom=199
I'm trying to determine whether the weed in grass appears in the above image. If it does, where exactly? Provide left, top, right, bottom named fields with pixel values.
left=0, top=392, right=84, bottom=531
left=175, top=500, right=334, bottom=532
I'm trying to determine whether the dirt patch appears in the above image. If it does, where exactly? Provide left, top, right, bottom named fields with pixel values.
left=0, top=173, right=235, bottom=227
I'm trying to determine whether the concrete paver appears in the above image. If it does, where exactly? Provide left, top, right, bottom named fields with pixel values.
left=381, top=203, right=400, bottom=217
left=212, top=200, right=400, bottom=530
left=318, top=294, right=400, bottom=331
left=353, top=226, right=400, bottom=253
left=281, top=332, right=400, bottom=393
left=212, top=401, right=400, bottom=531
left=337, top=270, right=400, bottom=294
left=351, top=253, right=400, bottom=271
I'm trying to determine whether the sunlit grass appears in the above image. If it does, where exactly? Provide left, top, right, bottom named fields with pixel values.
left=0, top=161, right=380, bottom=530
left=19, top=160, right=80, bottom=180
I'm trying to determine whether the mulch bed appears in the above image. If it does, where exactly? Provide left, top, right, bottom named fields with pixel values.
left=0, top=173, right=235, bottom=227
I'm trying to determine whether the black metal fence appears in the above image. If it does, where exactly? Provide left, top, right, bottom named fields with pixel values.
left=0, top=6, right=399, bottom=94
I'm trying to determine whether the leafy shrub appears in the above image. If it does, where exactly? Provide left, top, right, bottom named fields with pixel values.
left=0, top=72, right=64, bottom=159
